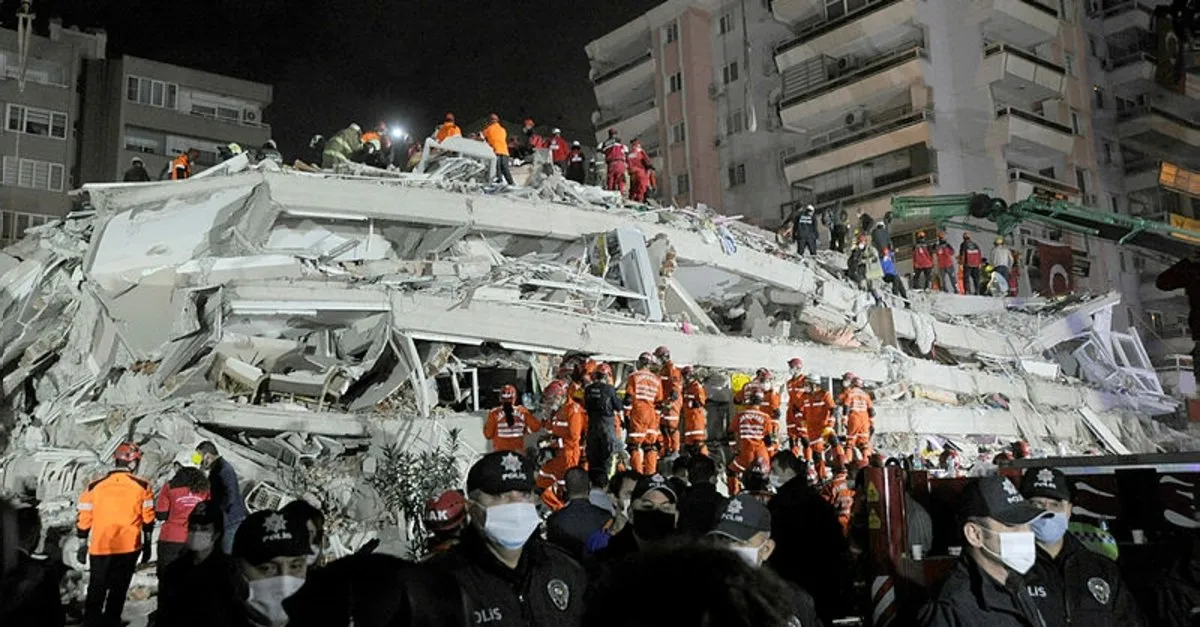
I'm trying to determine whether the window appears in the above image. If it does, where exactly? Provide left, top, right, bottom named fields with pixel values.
left=762, top=0, right=772, bottom=9
left=668, top=72, right=683, bottom=93
left=1093, top=86, right=1105, bottom=109
left=1076, top=167, right=1090, bottom=194
left=5, top=105, right=67, bottom=139
left=671, top=122, right=687, bottom=144
left=727, top=163, right=747, bottom=187
left=124, top=135, right=160, bottom=154
left=722, top=61, right=739, bottom=85
left=0, top=210, right=53, bottom=243
left=1088, top=36, right=1099, bottom=58
left=0, top=53, right=67, bottom=87
left=726, top=109, right=745, bottom=135
left=664, top=23, right=679, bottom=44
left=1101, top=141, right=1113, bottom=164
left=719, top=12, right=736, bottom=35
left=1109, top=194, right=1120, bottom=213
left=1119, top=252, right=1127, bottom=273
left=2, top=156, right=65, bottom=192
left=126, top=76, right=179, bottom=110
left=676, top=172, right=691, bottom=194
left=825, top=0, right=847, bottom=20
left=1070, top=110, right=1083, bottom=135
left=1064, top=53, right=1075, bottom=76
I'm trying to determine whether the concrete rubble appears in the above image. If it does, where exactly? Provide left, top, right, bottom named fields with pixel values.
left=0, top=153, right=1193, bottom=565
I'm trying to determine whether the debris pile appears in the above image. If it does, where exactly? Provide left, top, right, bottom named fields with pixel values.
left=0, top=157, right=1191, bottom=560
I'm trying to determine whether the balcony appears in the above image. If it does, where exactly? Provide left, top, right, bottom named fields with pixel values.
left=992, top=107, right=1075, bottom=159
left=981, top=43, right=1066, bottom=104
left=813, top=172, right=938, bottom=220
left=774, top=0, right=918, bottom=72
left=590, top=51, right=654, bottom=107
left=979, top=0, right=1060, bottom=49
left=1106, top=51, right=1156, bottom=88
left=1117, top=105, right=1200, bottom=162
left=783, top=108, right=932, bottom=182
left=592, top=98, right=660, bottom=145
left=1008, top=167, right=1080, bottom=201
left=772, top=0, right=821, bottom=25
left=780, top=46, right=927, bottom=130
left=1101, top=1, right=1153, bottom=34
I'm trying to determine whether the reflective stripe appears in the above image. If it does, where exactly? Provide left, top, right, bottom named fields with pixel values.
left=77, top=503, right=94, bottom=511
left=142, top=500, right=155, bottom=508
left=646, top=429, right=660, bottom=435
left=684, top=430, right=706, bottom=436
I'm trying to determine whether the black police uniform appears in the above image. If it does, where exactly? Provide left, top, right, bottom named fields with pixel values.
left=1024, top=532, right=1145, bottom=627
left=792, top=210, right=819, bottom=256
left=430, top=526, right=585, bottom=627
left=918, top=556, right=1047, bottom=627
left=583, top=381, right=622, bottom=470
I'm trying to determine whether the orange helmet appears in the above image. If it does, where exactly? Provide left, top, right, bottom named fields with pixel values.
left=114, top=442, right=142, bottom=464
left=499, top=384, right=518, bottom=403
left=544, top=380, right=568, bottom=400
left=787, top=358, right=803, bottom=369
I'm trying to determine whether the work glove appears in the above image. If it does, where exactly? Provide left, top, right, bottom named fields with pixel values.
left=76, top=544, right=88, bottom=566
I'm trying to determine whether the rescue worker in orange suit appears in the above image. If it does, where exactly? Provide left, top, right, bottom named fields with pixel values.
left=820, top=460, right=855, bottom=536
left=565, top=141, right=586, bottom=184
left=548, top=128, right=571, bottom=170
left=728, top=391, right=774, bottom=496
left=681, top=366, right=709, bottom=456
left=483, top=384, right=541, bottom=453
left=76, top=442, right=156, bottom=627
left=783, top=358, right=808, bottom=455
left=838, top=373, right=875, bottom=464
left=624, top=352, right=664, bottom=475
left=627, top=138, right=655, bottom=203
left=521, top=118, right=547, bottom=159
left=800, top=378, right=837, bottom=480
left=538, top=380, right=587, bottom=510
left=600, top=128, right=628, bottom=195
left=736, top=368, right=782, bottom=418
left=169, top=149, right=198, bottom=180
left=435, top=113, right=461, bottom=143
left=482, top=113, right=514, bottom=185
left=567, top=358, right=598, bottom=404
left=654, top=346, right=684, bottom=457
left=912, top=230, right=935, bottom=290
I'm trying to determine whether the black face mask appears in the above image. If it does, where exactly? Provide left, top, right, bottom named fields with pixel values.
left=632, top=509, right=676, bottom=541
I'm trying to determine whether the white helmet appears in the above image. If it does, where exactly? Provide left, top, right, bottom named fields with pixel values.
left=552, top=128, right=562, bottom=135
left=349, top=123, right=361, bottom=132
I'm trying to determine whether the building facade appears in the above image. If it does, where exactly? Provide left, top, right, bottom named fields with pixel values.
left=79, top=55, right=273, bottom=185
left=0, top=20, right=105, bottom=232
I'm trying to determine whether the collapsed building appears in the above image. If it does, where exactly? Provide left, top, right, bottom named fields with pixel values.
left=0, top=151, right=1191, bottom=560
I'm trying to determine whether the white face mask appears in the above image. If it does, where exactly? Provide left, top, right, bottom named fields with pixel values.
left=980, top=528, right=1037, bottom=575
left=186, top=531, right=214, bottom=553
left=247, top=575, right=305, bottom=626
left=483, top=502, right=541, bottom=550
left=731, top=543, right=764, bottom=568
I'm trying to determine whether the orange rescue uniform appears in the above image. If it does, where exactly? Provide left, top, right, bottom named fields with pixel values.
left=821, top=473, right=855, bottom=535
left=169, top=154, right=191, bottom=181
left=800, top=389, right=837, bottom=478
left=736, top=380, right=782, bottom=416
left=727, top=407, right=773, bottom=495
left=483, top=404, right=542, bottom=452
left=537, top=399, right=588, bottom=510
left=658, top=361, right=684, bottom=455
left=77, top=470, right=155, bottom=556
left=784, top=375, right=809, bottom=443
left=624, top=368, right=664, bottom=475
left=483, top=122, right=509, bottom=156
left=435, top=122, right=462, bottom=143
left=839, top=387, right=874, bottom=451
left=682, top=378, right=708, bottom=455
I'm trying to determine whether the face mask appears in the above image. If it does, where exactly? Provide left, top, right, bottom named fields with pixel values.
left=632, top=509, right=676, bottom=541
left=247, top=575, right=305, bottom=626
left=979, top=528, right=1037, bottom=575
left=731, top=543, right=764, bottom=568
left=186, top=531, right=214, bottom=553
left=482, top=502, right=540, bottom=550
left=1031, top=512, right=1069, bottom=544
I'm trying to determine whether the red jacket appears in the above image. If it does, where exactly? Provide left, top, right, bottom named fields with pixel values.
left=936, top=243, right=956, bottom=269
left=601, top=139, right=628, bottom=164
left=913, top=245, right=934, bottom=269
left=155, top=485, right=210, bottom=544
left=549, top=136, right=570, bottom=162
left=627, top=146, right=652, bottom=173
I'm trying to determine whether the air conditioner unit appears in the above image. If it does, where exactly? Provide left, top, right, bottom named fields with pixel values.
left=844, top=110, right=868, bottom=128
left=836, top=56, right=859, bottom=72
left=242, top=109, right=259, bottom=124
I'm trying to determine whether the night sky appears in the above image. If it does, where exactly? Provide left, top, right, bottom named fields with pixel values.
left=2, top=0, right=663, bottom=158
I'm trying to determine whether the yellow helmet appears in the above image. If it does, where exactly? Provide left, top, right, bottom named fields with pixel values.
left=995, top=236, right=1004, bottom=245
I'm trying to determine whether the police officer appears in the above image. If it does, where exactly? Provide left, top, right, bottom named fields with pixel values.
left=791, top=204, right=819, bottom=256
left=76, top=442, right=156, bottom=627
left=918, top=475, right=1050, bottom=626
left=430, top=451, right=585, bottom=626
left=1019, top=467, right=1146, bottom=626
left=583, top=363, right=622, bottom=474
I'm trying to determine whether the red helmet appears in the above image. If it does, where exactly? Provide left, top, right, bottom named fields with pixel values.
left=544, top=380, right=568, bottom=400
left=681, top=365, right=695, bottom=378
left=424, top=489, right=467, bottom=533
left=756, top=368, right=771, bottom=381
left=445, top=112, right=455, bottom=122
left=524, top=118, right=535, bottom=127
left=608, top=128, right=618, bottom=136
left=499, top=384, right=518, bottom=403
left=595, top=363, right=613, bottom=379
left=653, top=346, right=671, bottom=360
left=787, top=358, right=803, bottom=369
left=842, top=371, right=857, bottom=382
left=114, top=442, right=142, bottom=464
left=638, top=352, right=656, bottom=367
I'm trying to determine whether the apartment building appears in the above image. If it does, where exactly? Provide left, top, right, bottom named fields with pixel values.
left=585, top=0, right=807, bottom=224
left=79, top=55, right=273, bottom=185
left=0, top=20, right=105, bottom=233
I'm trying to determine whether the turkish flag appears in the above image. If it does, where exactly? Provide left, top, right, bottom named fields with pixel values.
left=1038, top=242, right=1073, bottom=296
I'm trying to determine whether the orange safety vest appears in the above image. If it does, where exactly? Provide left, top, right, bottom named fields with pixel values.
left=435, top=122, right=462, bottom=143
left=785, top=375, right=808, bottom=420
left=484, top=404, right=541, bottom=452
left=483, top=122, right=509, bottom=156
left=659, top=361, right=683, bottom=415
left=551, top=398, right=588, bottom=448
left=624, top=369, right=663, bottom=435
left=731, top=407, right=771, bottom=443
left=682, top=379, right=708, bottom=440
left=169, top=154, right=191, bottom=180
left=77, top=469, right=155, bottom=556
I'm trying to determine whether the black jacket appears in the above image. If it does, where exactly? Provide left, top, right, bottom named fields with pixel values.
left=918, top=556, right=1046, bottom=627
left=429, top=527, right=585, bottom=627
left=676, top=482, right=726, bottom=538
left=207, top=458, right=247, bottom=528
left=157, top=551, right=247, bottom=627
left=768, top=476, right=851, bottom=623
left=583, top=382, right=621, bottom=446
left=779, top=577, right=825, bottom=627
left=1156, top=540, right=1200, bottom=627
left=122, top=164, right=151, bottom=182
left=546, top=499, right=612, bottom=561
left=1024, top=533, right=1145, bottom=627
left=0, top=552, right=64, bottom=627
left=1157, top=258, right=1200, bottom=338
left=792, top=211, right=818, bottom=240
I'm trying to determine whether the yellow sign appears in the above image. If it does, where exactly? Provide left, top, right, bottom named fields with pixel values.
left=868, top=510, right=882, bottom=530
left=866, top=483, right=880, bottom=503
left=1168, top=213, right=1200, bottom=244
